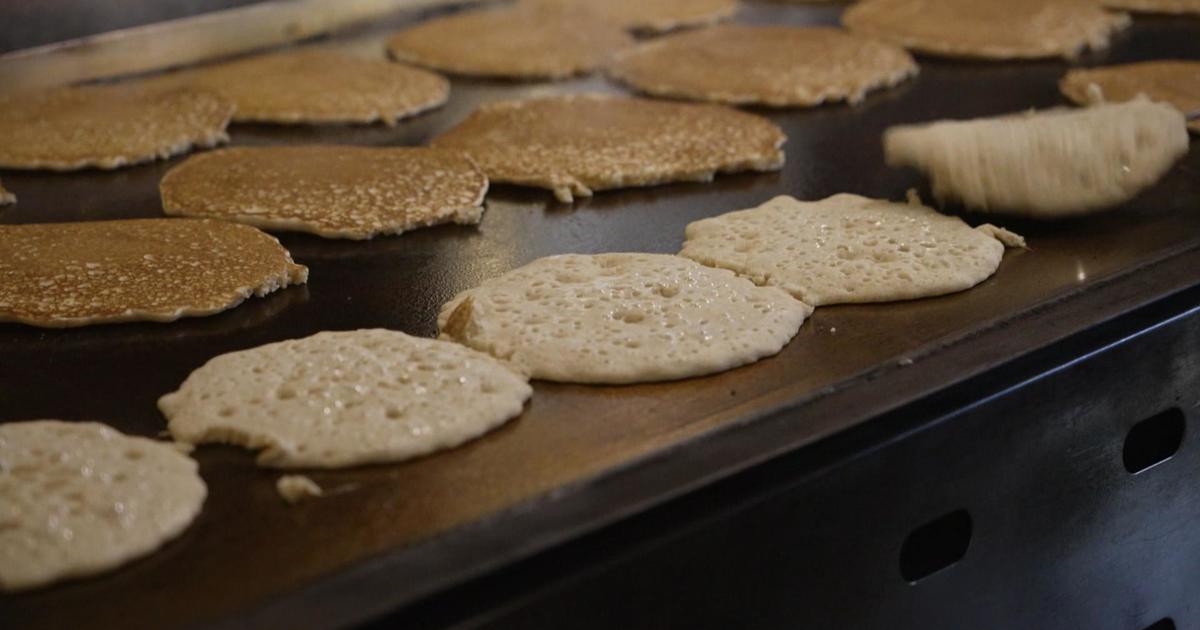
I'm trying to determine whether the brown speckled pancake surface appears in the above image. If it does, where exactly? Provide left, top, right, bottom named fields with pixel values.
left=607, top=25, right=917, bottom=107
left=386, top=7, right=633, bottom=79
left=0, top=84, right=232, bottom=171
left=160, top=146, right=488, bottom=239
left=842, top=0, right=1129, bottom=60
left=163, top=49, right=448, bottom=125
left=0, top=219, right=307, bottom=327
left=1061, top=60, right=1200, bottom=133
left=430, top=94, right=785, bottom=202
left=521, top=0, right=737, bottom=32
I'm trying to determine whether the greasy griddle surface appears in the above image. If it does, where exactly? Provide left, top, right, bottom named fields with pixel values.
left=2, top=5, right=1198, bottom=629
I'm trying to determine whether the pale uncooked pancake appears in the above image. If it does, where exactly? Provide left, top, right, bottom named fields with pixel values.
left=681, top=194, right=1022, bottom=306
left=884, top=98, right=1189, bottom=216
left=386, top=7, right=634, bottom=79
left=160, top=146, right=488, bottom=239
left=607, top=25, right=917, bottom=107
left=0, top=84, right=232, bottom=170
left=842, top=0, right=1130, bottom=60
left=522, top=0, right=737, bottom=32
left=437, top=253, right=811, bottom=384
left=1101, top=0, right=1200, bottom=14
left=160, top=329, right=532, bottom=468
left=164, top=49, right=449, bottom=125
left=1061, top=61, right=1200, bottom=133
left=0, top=420, right=206, bottom=592
left=431, top=94, right=785, bottom=202
left=0, top=179, right=13, bottom=205
left=0, top=219, right=308, bottom=327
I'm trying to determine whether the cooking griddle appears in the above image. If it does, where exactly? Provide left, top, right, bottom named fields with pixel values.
left=1, top=4, right=1198, bottom=629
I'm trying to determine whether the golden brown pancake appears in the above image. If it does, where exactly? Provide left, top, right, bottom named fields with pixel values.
left=160, top=146, right=488, bottom=239
left=842, top=0, right=1130, bottom=60
left=164, top=49, right=448, bottom=125
left=431, top=94, right=785, bottom=202
left=386, top=7, right=634, bottom=79
left=0, top=219, right=307, bottom=327
left=607, top=25, right=917, bottom=107
left=1061, top=60, right=1200, bottom=133
left=521, top=0, right=737, bottom=32
left=0, top=84, right=232, bottom=171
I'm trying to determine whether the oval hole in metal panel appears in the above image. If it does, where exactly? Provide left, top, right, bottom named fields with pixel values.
left=899, top=509, right=972, bottom=583
left=1123, top=408, right=1185, bottom=474
left=1140, top=618, right=1175, bottom=630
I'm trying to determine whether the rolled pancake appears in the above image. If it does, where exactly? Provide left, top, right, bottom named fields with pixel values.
left=431, top=94, right=785, bottom=202
left=521, top=0, right=737, bottom=33
left=438, top=253, right=811, bottom=384
left=607, top=25, right=917, bottom=107
left=0, top=420, right=206, bottom=592
left=0, top=219, right=307, bottom=327
left=160, top=146, right=488, bottom=239
left=842, top=0, right=1130, bottom=60
left=160, top=329, right=532, bottom=469
left=163, top=49, right=449, bottom=125
left=0, top=84, right=232, bottom=171
left=387, top=7, right=633, bottom=79
left=681, top=194, right=1023, bottom=306
left=0, top=179, right=13, bottom=205
left=884, top=98, right=1189, bottom=216
left=1061, top=61, right=1200, bottom=133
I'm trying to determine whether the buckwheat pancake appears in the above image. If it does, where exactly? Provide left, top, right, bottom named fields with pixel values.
left=164, top=49, right=449, bottom=125
left=160, top=329, right=532, bottom=469
left=522, top=0, right=737, bottom=32
left=884, top=98, right=1189, bottom=216
left=842, top=0, right=1130, bottom=60
left=431, top=94, right=785, bottom=202
left=386, top=7, right=634, bottom=79
left=0, top=420, right=206, bottom=592
left=607, top=25, right=918, bottom=107
left=0, top=84, right=232, bottom=171
left=1100, top=0, right=1200, bottom=14
left=681, top=194, right=1023, bottom=307
left=1061, top=61, right=1200, bottom=133
left=0, top=179, right=13, bottom=205
left=0, top=219, right=308, bottom=327
left=437, top=253, right=811, bottom=384
left=160, top=146, right=488, bottom=239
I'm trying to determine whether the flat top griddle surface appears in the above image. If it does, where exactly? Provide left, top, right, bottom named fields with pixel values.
left=1, top=4, right=1198, bottom=629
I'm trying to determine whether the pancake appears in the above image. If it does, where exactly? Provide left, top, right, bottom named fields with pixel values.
left=842, top=0, right=1130, bottom=60
left=521, top=0, right=737, bottom=32
left=1061, top=60, right=1200, bottom=133
left=681, top=194, right=1023, bottom=306
left=386, top=7, right=634, bottom=79
left=431, top=94, right=785, bottom=202
left=884, top=98, right=1189, bottom=216
left=164, top=49, right=449, bottom=125
left=160, top=146, right=488, bottom=239
left=160, top=329, right=533, bottom=468
left=0, top=420, right=206, bottom=592
left=607, top=25, right=917, bottom=107
left=0, top=219, right=307, bottom=327
left=438, top=253, right=811, bottom=384
left=0, top=84, right=232, bottom=170
left=0, top=179, right=13, bottom=205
